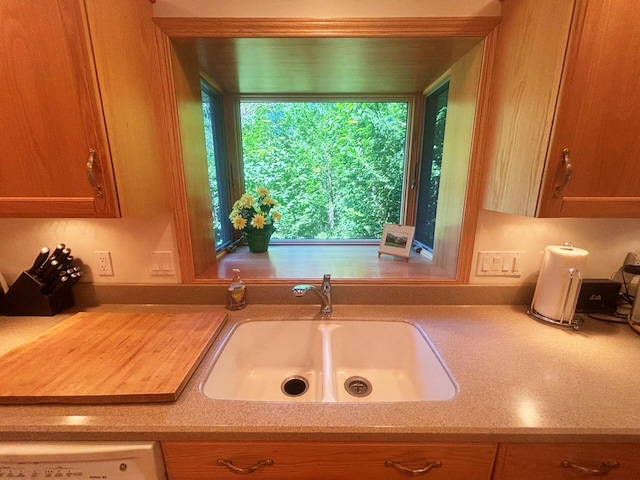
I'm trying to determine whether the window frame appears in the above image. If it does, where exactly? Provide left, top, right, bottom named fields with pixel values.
left=160, top=20, right=492, bottom=284
left=201, top=80, right=234, bottom=250
left=414, top=80, right=450, bottom=254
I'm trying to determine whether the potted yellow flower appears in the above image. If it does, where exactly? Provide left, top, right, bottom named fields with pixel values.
left=229, top=186, right=281, bottom=252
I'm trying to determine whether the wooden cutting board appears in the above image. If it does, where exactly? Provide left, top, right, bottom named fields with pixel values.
left=0, top=311, right=227, bottom=404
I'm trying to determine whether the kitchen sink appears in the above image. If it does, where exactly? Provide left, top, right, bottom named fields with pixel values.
left=201, top=320, right=457, bottom=403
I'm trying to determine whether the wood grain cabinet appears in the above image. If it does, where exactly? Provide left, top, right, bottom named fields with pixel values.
left=0, top=0, right=169, bottom=218
left=482, top=0, right=640, bottom=218
left=161, top=441, right=497, bottom=480
left=493, top=443, right=640, bottom=479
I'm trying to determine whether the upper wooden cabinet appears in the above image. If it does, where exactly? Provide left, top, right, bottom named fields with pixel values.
left=481, top=0, right=640, bottom=218
left=0, top=0, right=170, bottom=218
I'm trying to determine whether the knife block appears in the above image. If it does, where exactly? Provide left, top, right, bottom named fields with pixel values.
left=0, top=271, right=74, bottom=316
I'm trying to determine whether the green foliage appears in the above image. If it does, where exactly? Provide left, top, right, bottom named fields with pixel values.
left=240, top=102, right=408, bottom=239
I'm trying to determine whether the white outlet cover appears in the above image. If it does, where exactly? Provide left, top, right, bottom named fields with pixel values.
left=94, top=250, right=114, bottom=276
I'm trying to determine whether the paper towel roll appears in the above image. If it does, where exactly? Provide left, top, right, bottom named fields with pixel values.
left=532, top=244, right=589, bottom=321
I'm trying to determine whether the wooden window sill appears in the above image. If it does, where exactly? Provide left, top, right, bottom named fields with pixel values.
left=199, top=244, right=452, bottom=283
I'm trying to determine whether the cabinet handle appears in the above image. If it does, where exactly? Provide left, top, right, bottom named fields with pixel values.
left=216, top=458, right=274, bottom=474
left=553, top=148, right=573, bottom=198
left=560, top=460, right=620, bottom=476
left=86, top=149, right=104, bottom=199
left=384, top=459, right=443, bottom=475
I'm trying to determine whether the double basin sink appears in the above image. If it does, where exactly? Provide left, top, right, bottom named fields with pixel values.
left=202, top=319, right=457, bottom=403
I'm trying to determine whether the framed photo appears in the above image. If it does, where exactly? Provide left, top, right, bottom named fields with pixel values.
left=378, top=224, right=415, bottom=261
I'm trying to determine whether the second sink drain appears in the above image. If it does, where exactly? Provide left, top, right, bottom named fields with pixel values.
left=344, top=376, right=372, bottom=398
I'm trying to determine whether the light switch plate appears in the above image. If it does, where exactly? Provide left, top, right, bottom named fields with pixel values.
left=476, top=251, right=524, bottom=277
left=150, top=251, right=175, bottom=276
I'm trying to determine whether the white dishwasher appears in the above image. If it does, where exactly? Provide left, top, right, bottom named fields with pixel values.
left=0, top=442, right=166, bottom=479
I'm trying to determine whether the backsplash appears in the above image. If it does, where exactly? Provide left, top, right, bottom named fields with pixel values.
left=472, top=209, right=640, bottom=285
left=0, top=210, right=638, bottom=286
left=0, top=213, right=178, bottom=285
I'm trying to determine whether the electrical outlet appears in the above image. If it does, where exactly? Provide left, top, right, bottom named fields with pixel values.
left=95, top=250, right=114, bottom=276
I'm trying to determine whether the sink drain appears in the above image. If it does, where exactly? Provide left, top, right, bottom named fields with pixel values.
left=344, top=376, right=372, bottom=398
left=281, top=376, right=309, bottom=397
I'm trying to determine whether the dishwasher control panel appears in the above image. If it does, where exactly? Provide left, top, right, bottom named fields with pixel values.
left=0, top=461, right=126, bottom=478
left=0, top=442, right=165, bottom=480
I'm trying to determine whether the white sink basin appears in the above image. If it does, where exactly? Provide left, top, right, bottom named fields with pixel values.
left=202, top=320, right=457, bottom=403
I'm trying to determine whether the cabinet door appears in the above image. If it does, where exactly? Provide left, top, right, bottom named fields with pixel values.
left=493, top=443, right=640, bottom=479
left=162, top=441, right=497, bottom=480
left=0, top=0, right=118, bottom=217
left=540, top=0, right=640, bottom=217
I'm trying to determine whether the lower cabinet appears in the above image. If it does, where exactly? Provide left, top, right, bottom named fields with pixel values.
left=161, top=441, right=497, bottom=479
left=493, top=443, right=640, bottom=480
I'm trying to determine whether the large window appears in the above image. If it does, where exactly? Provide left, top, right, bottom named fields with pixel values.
left=202, top=94, right=453, bottom=252
left=240, top=101, right=408, bottom=240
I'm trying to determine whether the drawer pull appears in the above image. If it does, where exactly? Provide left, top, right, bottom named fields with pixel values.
left=560, top=460, right=620, bottom=476
left=216, top=458, right=274, bottom=474
left=86, top=149, right=104, bottom=199
left=384, top=459, right=443, bottom=475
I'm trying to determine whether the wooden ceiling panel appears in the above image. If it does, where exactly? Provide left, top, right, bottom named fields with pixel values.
left=188, top=37, right=483, bottom=94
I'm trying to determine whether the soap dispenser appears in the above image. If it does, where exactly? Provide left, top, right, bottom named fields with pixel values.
left=227, top=268, right=247, bottom=310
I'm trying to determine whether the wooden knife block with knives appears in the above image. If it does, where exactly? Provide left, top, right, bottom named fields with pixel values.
left=0, top=244, right=80, bottom=316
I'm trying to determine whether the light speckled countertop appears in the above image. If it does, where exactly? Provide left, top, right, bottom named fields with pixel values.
left=1, top=303, right=639, bottom=443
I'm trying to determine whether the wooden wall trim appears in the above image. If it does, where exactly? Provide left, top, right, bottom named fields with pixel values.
left=154, top=32, right=197, bottom=282
left=154, top=16, right=503, bottom=283
left=154, top=17, right=501, bottom=38
left=0, top=198, right=101, bottom=218
left=457, top=26, right=499, bottom=282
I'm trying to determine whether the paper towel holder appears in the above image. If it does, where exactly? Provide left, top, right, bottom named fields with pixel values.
left=528, top=267, right=583, bottom=330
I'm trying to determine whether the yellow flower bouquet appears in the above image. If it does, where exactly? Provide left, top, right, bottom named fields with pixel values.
left=229, top=186, right=280, bottom=252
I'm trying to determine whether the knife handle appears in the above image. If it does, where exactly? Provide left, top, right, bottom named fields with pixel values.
left=58, top=255, right=73, bottom=271
left=39, top=260, right=60, bottom=285
left=42, top=275, right=69, bottom=295
left=27, top=247, right=50, bottom=275
left=67, top=270, right=83, bottom=287
left=50, top=244, right=66, bottom=260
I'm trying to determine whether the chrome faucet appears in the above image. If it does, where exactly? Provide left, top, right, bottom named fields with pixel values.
left=293, top=274, right=332, bottom=315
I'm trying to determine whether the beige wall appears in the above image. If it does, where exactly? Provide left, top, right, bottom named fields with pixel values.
left=1, top=210, right=638, bottom=286
left=471, top=210, right=640, bottom=285
left=0, top=214, right=179, bottom=285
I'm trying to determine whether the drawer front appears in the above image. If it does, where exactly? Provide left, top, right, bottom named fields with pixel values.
left=162, top=441, right=497, bottom=480
left=494, top=443, right=640, bottom=480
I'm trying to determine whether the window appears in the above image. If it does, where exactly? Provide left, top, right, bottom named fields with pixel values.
left=415, top=82, right=449, bottom=252
left=239, top=101, right=409, bottom=241
left=201, top=83, right=232, bottom=249
left=203, top=95, right=454, bottom=250
left=172, top=27, right=486, bottom=282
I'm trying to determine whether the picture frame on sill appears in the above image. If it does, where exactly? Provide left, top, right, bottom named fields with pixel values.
left=378, top=224, right=415, bottom=261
